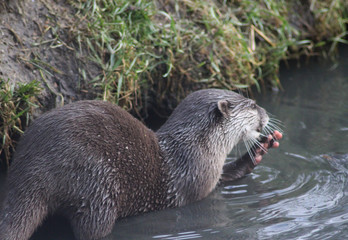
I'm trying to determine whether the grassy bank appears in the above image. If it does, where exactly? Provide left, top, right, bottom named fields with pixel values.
left=70, top=0, right=348, bottom=114
left=0, top=80, right=41, bottom=167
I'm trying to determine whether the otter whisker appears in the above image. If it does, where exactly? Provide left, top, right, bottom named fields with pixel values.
left=264, top=126, right=275, bottom=135
left=265, top=123, right=279, bottom=133
left=244, top=139, right=256, bottom=165
left=267, top=122, right=284, bottom=135
left=263, top=127, right=280, bottom=142
left=269, top=118, right=284, bottom=126
left=264, top=126, right=277, bottom=141
left=268, top=120, right=283, bottom=129
left=268, top=118, right=284, bottom=130
left=263, top=125, right=272, bottom=135
left=249, top=139, right=260, bottom=161
left=259, top=133, right=267, bottom=138
left=251, top=138, right=267, bottom=153
left=268, top=116, right=282, bottom=122
left=266, top=112, right=281, bottom=120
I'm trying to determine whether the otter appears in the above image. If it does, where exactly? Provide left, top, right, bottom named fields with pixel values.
left=0, top=89, right=282, bottom=240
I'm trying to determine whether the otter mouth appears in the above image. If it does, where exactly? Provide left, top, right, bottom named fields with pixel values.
left=255, top=126, right=263, bottom=141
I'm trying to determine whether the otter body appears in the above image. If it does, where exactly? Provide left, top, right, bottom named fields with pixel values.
left=0, top=89, right=276, bottom=240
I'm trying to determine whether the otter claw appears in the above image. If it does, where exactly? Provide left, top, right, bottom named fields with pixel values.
left=252, top=131, right=282, bottom=165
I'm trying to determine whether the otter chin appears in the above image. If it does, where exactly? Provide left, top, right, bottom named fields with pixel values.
left=0, top=89, right=282, bottom=240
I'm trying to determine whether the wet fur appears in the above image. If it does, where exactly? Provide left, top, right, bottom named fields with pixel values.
left=0, top=89, right=269, bottom=240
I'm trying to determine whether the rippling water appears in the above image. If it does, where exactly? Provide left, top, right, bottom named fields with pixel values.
left=1, top=50, right=348, bottom=240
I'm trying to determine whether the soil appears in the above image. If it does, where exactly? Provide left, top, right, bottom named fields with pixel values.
left=0, top=0, right=99, bottom=113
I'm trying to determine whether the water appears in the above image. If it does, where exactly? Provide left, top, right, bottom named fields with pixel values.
left=1, top=50, right=348, bottom=239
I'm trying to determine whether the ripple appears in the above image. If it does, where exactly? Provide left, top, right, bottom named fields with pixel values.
left=222, top=184, right=248, bottom=195
left=261, top=171, right=344, bottom=219
left=252, top=166, right=280, bottom=184
left=322, top=153, right=348, bottom=173
left=152, top=229, right=223, bottom=240
left=221, top=152, right=348, bottom=239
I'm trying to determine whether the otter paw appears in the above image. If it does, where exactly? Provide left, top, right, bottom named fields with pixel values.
left=254, top=130, right=283, bottom=165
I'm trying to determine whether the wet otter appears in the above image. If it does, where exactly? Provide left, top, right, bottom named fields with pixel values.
left=0, top=89, right=282, bottom=240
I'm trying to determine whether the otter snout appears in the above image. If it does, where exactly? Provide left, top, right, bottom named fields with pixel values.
left=240, top=103, right=269, bottom=141
left=257, top=106, right=269, bottom=132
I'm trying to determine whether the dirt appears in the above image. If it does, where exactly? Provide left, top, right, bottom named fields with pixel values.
left=0, top=0, right=99, bottom=113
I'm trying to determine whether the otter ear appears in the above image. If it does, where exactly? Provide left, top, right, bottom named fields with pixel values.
left=217, top=100, right=230, bottom=117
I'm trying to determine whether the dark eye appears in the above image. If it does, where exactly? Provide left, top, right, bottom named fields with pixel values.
left=252, top=103, right=257, bottom=109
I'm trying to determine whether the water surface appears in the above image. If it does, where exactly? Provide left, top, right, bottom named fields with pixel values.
left=1, top=50, right=347, bottom=240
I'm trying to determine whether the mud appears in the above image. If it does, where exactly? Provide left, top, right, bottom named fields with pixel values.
left=0, top=0, right=99, bottom=112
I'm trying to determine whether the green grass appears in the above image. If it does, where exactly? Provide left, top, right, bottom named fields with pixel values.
left=69, top=0, right=347, bottom=114
left=0, top=79, right=41, bottom=168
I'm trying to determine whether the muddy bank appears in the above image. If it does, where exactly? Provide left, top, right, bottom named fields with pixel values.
left=0, top=0, right=99, bottom=112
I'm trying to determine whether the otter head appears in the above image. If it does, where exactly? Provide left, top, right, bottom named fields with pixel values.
left=217, top=95, right=269, bottom=141
left=157, top=89, right=270, bottom=157
left=216, top=92, right=269, bottom=153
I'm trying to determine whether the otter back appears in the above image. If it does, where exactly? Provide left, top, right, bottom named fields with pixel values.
left=0, top=101, right=170, bottom=240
